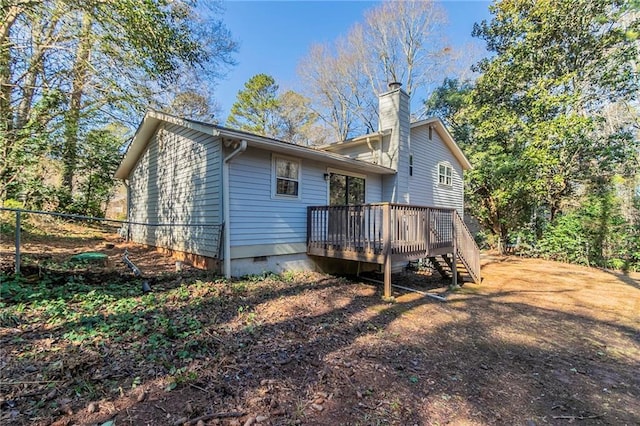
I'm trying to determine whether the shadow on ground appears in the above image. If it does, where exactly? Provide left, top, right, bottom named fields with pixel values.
left=1, top=257, right=639, bottom=425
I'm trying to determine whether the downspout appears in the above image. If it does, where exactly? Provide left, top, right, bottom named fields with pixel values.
left=222, top=140, right=247, bottom=278
left=365, top=136, right=377, bottom=164
left=122, top=179, right=131, bottom=241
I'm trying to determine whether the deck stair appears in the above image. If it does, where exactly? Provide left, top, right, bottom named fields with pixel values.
left=451, top=211, right=482, bottom=285
left=428, top=254, right=469, bottom=284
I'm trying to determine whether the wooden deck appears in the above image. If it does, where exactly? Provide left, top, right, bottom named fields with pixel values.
left=307, top=203, right=481, bottom=297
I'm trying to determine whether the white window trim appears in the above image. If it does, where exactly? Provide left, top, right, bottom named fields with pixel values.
left=438, top=162, right=453, bottom=187
left=272, top=154, right=302, bottom=199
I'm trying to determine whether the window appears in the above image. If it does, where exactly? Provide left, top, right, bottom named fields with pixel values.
left=438, top=163, right=452, bottom=186
left=328, top=171, right=365, bottom=205
left=409, top=155, right=413, bottom=176
left=274, top=156, right=300, bottom=197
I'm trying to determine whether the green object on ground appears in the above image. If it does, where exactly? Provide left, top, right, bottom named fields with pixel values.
left=70, top=252, right=108, bottom=264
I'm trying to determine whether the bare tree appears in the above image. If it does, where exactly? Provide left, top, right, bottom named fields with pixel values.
left=298, top=0, right=450, bottom=139
left=168, top=91, right=217, bottom=123
left=275, top=90, right=313, bottom=144
left=298, top=43, right=358, bottom=141
left=361, top=0, right=448, bottom=96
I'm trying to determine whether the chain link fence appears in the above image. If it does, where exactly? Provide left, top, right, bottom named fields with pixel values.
left=0, top=208, right=223, bottom=275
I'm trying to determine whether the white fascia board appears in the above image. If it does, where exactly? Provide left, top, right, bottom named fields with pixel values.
left=114, top=113, right=159, bottom=179
left=217, top=128, right=395, bottom=175
left=319, top=130, right=389, bottom=152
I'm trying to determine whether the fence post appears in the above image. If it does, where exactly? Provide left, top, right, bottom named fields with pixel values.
left=15, top=210, right=21, bottom=275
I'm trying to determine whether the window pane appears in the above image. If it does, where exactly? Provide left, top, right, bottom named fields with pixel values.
left=330, top=173, right=346, bottom=205
left=439, top=164, right=452, bottom=185
left=277, top=159, right=298, bottom=179
left=347, top=176, right=365, bottom=204
left=277, top=178, right=298, bottom=196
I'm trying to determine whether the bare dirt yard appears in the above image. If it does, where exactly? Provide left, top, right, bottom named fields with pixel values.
left=1, top=223, right=639, bottom=425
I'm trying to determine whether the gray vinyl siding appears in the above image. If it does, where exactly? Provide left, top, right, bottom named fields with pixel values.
left=396, top=103, right=411, bottom=203
left=382, top=174, right=398, bottom=202
left=128, top=123, right=222, bottom=257
left=367, top=174, right=383, bottom=203
left=379, top=90, right=411, bottom=203
left=329, top=143, right=380, bottom=164
left=408, top=125, right=464, bottom=215
left=228, top=147, right=383, bottom=254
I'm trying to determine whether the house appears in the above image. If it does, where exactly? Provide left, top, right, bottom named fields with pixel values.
left=114, top=83, right=480, bottom=297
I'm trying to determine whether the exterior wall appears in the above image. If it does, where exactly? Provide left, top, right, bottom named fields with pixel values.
left=230, top=253, right=382, bottom=277
left=329, top=141, right=380, bottom=165
left=123, top=112, right=468, bottom=277
left=128, top=123, right=222, bottom=258
left=408, top=124, right=464, bottom=215
left=227, top=146, right=383, bottom=262
left=230, top=253, right=317, bottom=277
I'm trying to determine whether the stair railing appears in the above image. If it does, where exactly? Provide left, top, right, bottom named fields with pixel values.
left=453, top=211, right=481, bottom=284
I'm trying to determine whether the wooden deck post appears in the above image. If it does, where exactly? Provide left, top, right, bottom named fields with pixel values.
left=383, top=203, right=392, bottom=298
left=425, top=208, right=431, bottom=256
left=306, top=207, right=312, bottom=250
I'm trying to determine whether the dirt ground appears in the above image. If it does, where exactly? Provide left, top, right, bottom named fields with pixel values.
left=0, top=218, right=182, bottom=275
left=1, top=225, right=639, bottom=426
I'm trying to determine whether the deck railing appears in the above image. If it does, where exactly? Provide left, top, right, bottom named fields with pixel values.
left=453, top=210, right=481, bottom=284
left=307, top=203, right=482, bottom=291
left=307, top=204, right=386, bottom=261
left=307, top=203, right=457, bottom=260
left=388, top=205, right=454, bottom=257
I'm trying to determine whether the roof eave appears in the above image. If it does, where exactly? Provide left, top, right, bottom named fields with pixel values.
left=217, top=128, right=395, bottom=175
left=319, top=130, right=389, bottom=152
left=114, top=112, right=159, bottom=180
left=115, top=111, right=395, bottom=179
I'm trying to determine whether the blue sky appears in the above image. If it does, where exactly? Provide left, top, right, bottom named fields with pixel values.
left=216, top=1, right=493, bottom=120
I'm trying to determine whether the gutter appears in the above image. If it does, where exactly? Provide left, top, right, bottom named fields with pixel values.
left=222, top=139, right=247, bottom=278
left=122, top=179, right=131, bottom=241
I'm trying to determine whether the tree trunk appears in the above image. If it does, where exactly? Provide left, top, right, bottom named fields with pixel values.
left=61, top=12, right=92, bottom=201
left=0, top=6, right=20, bottom=202
left=16, top=9, right=61, bottom=129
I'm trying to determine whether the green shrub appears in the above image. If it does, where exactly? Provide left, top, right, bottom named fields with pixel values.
left=536, top=213, right=588, bottom=265
left=2, top=199, right=24, bottom=209
left=533, top=185, right=640, bottom=271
